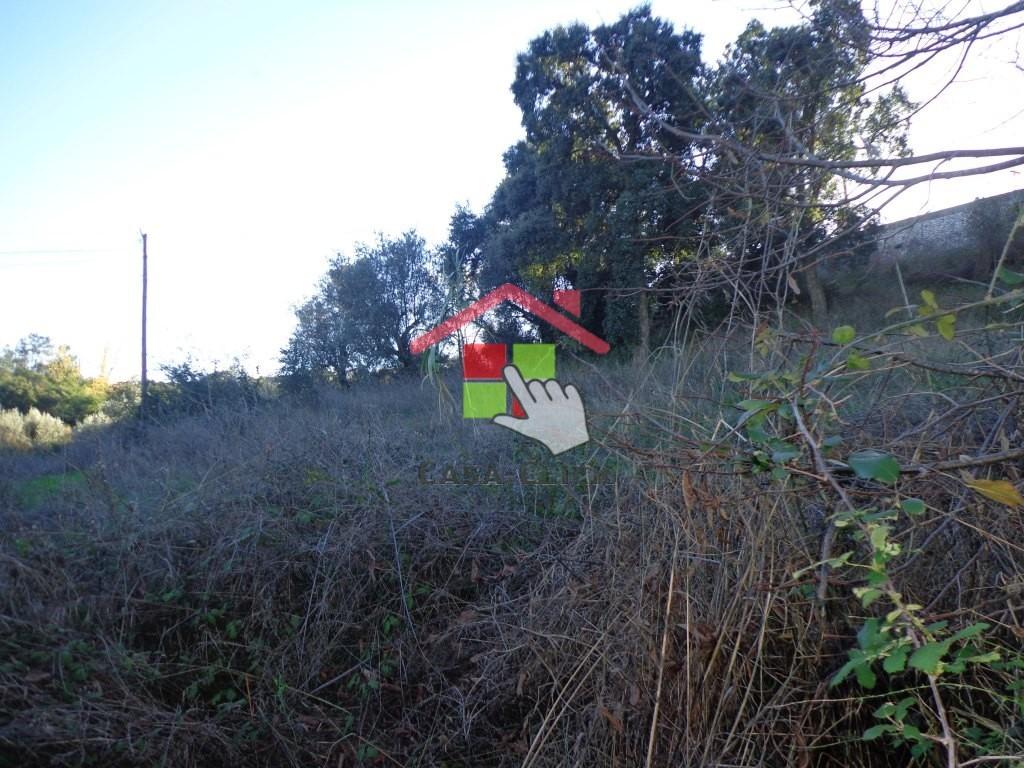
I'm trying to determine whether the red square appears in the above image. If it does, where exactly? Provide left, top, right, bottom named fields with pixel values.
left=511, top=397, right=526, bottom=418
left=463, top=343, right=506, bottom=379
left=553, top=289, right=581, bottom=317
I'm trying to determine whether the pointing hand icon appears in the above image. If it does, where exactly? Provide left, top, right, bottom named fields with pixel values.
left=491, top=365, right=590, bottom=455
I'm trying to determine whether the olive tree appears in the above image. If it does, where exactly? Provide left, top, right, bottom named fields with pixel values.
left=281, top=231, right=443, bottom=385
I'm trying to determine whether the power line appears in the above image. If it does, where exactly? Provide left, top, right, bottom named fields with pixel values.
left=0, top=249, right=133, bottom=270
left=0, top=247, right=124, bottom=255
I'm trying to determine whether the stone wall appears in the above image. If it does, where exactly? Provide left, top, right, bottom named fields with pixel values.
left=869, top=187, right=1024, bottom=282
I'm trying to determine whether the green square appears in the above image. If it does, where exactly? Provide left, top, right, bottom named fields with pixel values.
left=463, top=381, right=507, bottom=419
left=512, top=343, right=556, bottom=381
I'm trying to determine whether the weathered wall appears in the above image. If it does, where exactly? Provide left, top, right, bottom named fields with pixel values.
left=869, top=187, right=1024, bottom=282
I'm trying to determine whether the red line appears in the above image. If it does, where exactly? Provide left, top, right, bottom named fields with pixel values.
left=410, top=283, right=610, bottom=355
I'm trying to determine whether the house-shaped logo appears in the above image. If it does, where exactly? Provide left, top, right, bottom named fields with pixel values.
left=410, top=283, right=610, bottom=419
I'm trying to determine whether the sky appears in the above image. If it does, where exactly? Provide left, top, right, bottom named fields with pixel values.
left=1, top=0, right=1022, bottom=380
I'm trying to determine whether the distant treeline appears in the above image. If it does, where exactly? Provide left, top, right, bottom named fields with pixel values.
left=0, top=335, right=267, bottom=449
left=0, top=335, right=110, bottom=425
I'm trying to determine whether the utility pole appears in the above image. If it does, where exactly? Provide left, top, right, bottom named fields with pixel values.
left=140, top=232, right=149, bottom=420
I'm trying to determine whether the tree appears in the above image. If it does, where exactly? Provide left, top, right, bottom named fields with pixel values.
left=281, top=231, right=443, bottom=384
left=612, top=1, right=1024, bottom=325
left=437, top=204, right=488, bottom=312
left=472, top=3, right=905, bottom=341
left=12, top=334, right=53, bottom=368
left=280, top=294, right=352, bottom=388
left=476, top=7, right=707, bottom=349
left=148, top=358, right=258, bottom=418
left=692, top=1, right=911, bottom=322
left=0, top=336, right=107, bottom=424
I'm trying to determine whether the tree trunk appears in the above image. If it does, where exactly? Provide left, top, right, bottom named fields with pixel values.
left=804, top=266, right=828, bottom=328
left=634, top=289, right=650, bottom=364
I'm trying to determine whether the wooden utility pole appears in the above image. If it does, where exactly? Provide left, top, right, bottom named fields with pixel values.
left=140, top=233, right=149, bottom=420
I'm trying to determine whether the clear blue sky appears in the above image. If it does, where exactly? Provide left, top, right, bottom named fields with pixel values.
left=1, top=1, right=1021, bottom=379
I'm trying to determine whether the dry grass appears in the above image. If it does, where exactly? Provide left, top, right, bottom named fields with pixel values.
left=1, top=320, right=1022, bottom=766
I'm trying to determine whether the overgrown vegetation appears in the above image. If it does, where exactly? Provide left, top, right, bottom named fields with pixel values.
left=3, top=1, right=1024, bottom=766
left=0, top=335, right=107, bottom=427
left=3, top=270, right=1023, bottom=765
left=0, top=406, right=71, bottom=451
left=279, top=2, right=924, bottom=386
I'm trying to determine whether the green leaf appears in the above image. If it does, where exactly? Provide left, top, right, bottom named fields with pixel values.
left=858, top=619, right=884, bottom=650
left=843, top=354, right=868, bottom=370
left=909, top=640, right=952, bottom=675
left=863, top=724, right=893, bottom=740
left=964, top=650, right=1001, bottom=665
left=950, top=622, right=989, bottom=642
left=936, top=314, right=956, bottom=341
left=727, top=371, right=762, bottom=383
left=854, top=586, right=883, bottom=607
left=866, top=569, right=888, bottom=587
left=893, top=697, right=915, bottom=720
left=992, top=658, right=1024, bottom=672
left=869, top=525, right=890, bottom=550
left=861, top=508, right=898, bottom=524
left=832, top=325, right=856, bottom=345
left=746, top=423, right=770, bottom=444
left=848, top=450, right=901, bottom=484
left=900, top=498, right=925, bottom=516
left=883, top=646, right=909, bottom=674
left=920, top=289, right=938, bottom=310
left=826, top=551, right=853, bottom=568
left=846, top=352, right=871, bottom=371
left=907, top=324, right=929, bottom=338
left=855, top=663, right=877, bottom=689
left=910, top=740, right=932, bottom=758
left=830, top=657, right=861, bottom=687
left=822, top=435, right=843, bottom=449
left=997, top=266, right=1024, bottom=286
left=924, top=620, right=949, bottom=634
left=944, top=658, right=966, bottom=674
left=736, top=399, right=775, bottom=413
left=769, top=440, right=801, bottom=463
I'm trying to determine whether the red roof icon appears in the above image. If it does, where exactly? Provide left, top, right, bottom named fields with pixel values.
left=410, top=283, right=610, bottom=355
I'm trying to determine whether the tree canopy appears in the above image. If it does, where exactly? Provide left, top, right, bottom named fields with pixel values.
left=0, top=335, right=108, bottom=424
left=472, top=7, right=707, bottom=348
left=282, top=231, right=443, bottom=384
left=282, top=0, right=1000, bottom=379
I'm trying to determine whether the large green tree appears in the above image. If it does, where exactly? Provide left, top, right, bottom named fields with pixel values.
left=475, top=7, right=708, bottom=349
left=468, top=1, right=911, bottom=338
left=695, top=0, right=911, bottom=321
left=281, top=231, right=443, bottom=383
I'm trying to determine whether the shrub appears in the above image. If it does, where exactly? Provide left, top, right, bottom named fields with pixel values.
left=78, top=412, right=113, bottom=430
left=22, top=407, right=71, bottom=447
left=0, top=406, right=70, bottom=451
left=147, top=359, right=261, bottom=421
left=100, top=380, right=141, bottom=420
left=0, top=407, right=31, bottom=450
